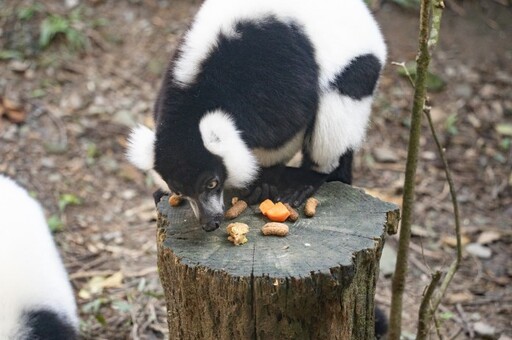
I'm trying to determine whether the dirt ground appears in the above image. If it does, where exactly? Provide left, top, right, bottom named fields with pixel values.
left=0, top=0, right=511, bottom=339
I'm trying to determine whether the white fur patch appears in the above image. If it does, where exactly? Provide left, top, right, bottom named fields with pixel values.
left=202, top=191, right=225, bottom=217
left=252, top=130, right=305, bottom=167
left=0, top=176, right=78, bottom=339
left=309, top=92, right=373, bottom=174
left=173, top=0, right=386, bottom=88
left=199, top=110, right=259, bottom=188
left=126, top=125, right=156, bottom=171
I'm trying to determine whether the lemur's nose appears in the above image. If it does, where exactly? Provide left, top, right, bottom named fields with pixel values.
left=202, top=220, right=220, bottom=232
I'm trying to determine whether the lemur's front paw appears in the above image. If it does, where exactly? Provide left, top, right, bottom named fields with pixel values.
left=240, top=166, right=284, bottom=204
left=275, top=185, right=317, bottom=208
left=240, top=182, right=278, bottom=205
left=274, top=167, right=327, bottom=207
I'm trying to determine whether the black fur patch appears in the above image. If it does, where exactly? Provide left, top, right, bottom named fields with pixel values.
left=156, top=17, right=319, bottom=150
left=374, top=306, right=388, bottom=339
left=326, top=150, right=353, bottom=184
left=330, top=54, right=382, bottom=100
left=154, top=17, right=320, bottom=193
left=24, top=309, right=77, bottom=340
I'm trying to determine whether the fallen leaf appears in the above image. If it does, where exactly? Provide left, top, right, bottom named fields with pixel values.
left=496, top=123, right=512, bottom=137
left=445, top=291, right=473, bottom=304
left=2, top=97, right=21, bottom=111
left=5, top=109, right=26, bottom=124
left=441, top=235, right=470, bottom=248
left=102, top=271, right=124, bottom=288
left=78, top=289, right=92, bottom=300
left=477, top=230, right=501, bottom=245
left=88, top=276, right=107, bottom=295
left=364, top=188, right=403, bottom=206
left=411, top=224, right=436, bottom=238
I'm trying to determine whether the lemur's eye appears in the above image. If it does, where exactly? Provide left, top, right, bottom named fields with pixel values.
left=206, top=180, right=218, bottom=190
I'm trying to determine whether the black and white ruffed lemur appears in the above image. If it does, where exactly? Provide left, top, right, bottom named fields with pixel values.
left=127, top=1, right=388, bottom=335
left=127, top=0, right=387, bottom=232
left=0, top=175, right=79, bottom=340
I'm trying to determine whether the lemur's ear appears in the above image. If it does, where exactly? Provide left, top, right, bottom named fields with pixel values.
left=199, top=110, right=259, bottom=188
left=126, top=125, right=156, bottom=171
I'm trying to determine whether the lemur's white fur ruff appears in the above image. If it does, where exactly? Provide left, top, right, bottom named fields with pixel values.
left=173, top=0, right=386, bottom=89
left=127, top=125, right=170, bottom=192
left=199, top=110, right=259, bottom=188
left=252, top=130, right=306, bottom=168
left=0, top=175, right=78, bottom=339
left=309, top=94, right=373, bottom=174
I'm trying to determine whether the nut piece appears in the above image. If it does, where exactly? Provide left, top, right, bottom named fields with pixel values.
left=168, top=194, right=183, bottom=207
left=283, top=203, right=299, bottom=222
left=231, top=196, right=239, bottom=205
left=227, top=222, right=250, bottom=246
left=225, top=199, right=248, bottom=219
left=304, top=197, right=319, bottom=217
left=261, top=222, right=289, bottom=237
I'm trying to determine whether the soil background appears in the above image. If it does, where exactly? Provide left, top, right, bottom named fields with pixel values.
left=0, top=0, right=511, bottom=339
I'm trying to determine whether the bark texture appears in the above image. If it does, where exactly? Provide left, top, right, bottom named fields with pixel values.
left=156, top=182, right=399, bottom=340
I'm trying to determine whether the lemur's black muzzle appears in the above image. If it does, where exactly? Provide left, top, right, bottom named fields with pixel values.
left=202, top=217, right=222, bottom=232
left=192, top=195, right=224, bottom=232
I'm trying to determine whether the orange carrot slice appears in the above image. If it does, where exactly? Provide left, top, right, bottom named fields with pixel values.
left=259, top=199, right=275, bottom=215
left=266, top=202, right=291, bottom=222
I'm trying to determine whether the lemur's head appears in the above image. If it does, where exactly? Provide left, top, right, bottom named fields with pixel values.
left=127, top=110, right=258, bottom=232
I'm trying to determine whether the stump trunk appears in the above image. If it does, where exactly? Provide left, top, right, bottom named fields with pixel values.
left=156, top=182, right=399, bottom=339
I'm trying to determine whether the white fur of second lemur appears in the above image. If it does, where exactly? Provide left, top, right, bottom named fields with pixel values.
left=0, top=176, right=78, bottom=339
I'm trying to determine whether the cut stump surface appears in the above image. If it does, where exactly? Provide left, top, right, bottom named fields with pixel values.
left=156, top=182, right=399, bottom=339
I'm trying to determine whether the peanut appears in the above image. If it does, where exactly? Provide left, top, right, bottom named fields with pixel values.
left=168, top=194, right=183, bottom=207
left=304, top=197, right=319, bottom=217
left=231, top=196, right=239, bottom=205
left=227, top=222, right=250, bottom=246
left=283, top=203, right=299, bottom=222
left=225, top=199, right=248, bottom=219
left=261, top=222, right=289, bottom=237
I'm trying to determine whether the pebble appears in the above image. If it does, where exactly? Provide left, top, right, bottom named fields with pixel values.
left=40, top=157, right=56, bottom=169
left=454, top=84, right=473, bottom=99
left=465, top=243, right=492, bottom=259
left=379, top=243, right=396, bottom=277
left=372, top=146, right=399, bottom=163
left=479, top=84, right=498, bottom=99
left=8, top=60, right=30, bottom=72
left=473, top=321, right=497, bottom=338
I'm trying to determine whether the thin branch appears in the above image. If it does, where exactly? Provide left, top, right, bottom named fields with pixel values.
left=424, top=106, right=462, bottom=311
left=433, top=310, right=443, bottom=340
left=387, top=0, right=432, bottom=337
left=416, top=271, right=442, bottom=339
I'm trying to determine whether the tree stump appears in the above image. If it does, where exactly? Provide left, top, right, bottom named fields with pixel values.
left=156, top=182, right=399, bottom=340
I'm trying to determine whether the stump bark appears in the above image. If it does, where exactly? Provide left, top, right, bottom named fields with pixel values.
left=156, top=182, right=399, bottom=340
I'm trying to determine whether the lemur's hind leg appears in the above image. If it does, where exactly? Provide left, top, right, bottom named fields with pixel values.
left=326, top=150, right=353, bottom=184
